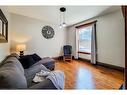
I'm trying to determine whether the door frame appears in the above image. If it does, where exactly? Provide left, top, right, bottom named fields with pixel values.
left=122, top=6, right=127, bottom=89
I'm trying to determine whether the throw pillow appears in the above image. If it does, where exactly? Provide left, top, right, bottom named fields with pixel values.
left=19, top=55, right=36, bottom=69
left=30, top=53, right=41, bottom=63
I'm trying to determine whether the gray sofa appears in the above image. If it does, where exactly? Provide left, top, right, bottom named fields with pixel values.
left=0, top=54, right=57, bottom=89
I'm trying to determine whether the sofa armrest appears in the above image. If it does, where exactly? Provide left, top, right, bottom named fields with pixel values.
left=29, top=79, right=57, bottom=89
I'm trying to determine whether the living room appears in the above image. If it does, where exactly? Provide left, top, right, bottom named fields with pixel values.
left=0, top=4, right=126, bottom=92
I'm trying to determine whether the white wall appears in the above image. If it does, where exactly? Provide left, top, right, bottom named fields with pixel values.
left=10, top=13, right=66, bottom=58
left=67, top=9, right=125, bottom=67
left=0, top=7, right=10, bottom=63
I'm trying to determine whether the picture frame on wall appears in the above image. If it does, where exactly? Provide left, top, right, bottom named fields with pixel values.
left=0, top=9, right=8, bottom=43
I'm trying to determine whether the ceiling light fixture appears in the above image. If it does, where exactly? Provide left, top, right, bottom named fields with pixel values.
left=59, top=7, right=66, bottom=28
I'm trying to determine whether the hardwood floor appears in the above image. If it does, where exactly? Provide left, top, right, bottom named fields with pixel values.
left=54, top=60, right=124, bottom=89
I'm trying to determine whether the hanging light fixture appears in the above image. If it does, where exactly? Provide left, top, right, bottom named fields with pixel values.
left=59, top=7, right=66, bottom=28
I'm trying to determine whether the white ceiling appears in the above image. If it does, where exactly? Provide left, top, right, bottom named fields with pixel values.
left=7, top=6, right=120, bottom=26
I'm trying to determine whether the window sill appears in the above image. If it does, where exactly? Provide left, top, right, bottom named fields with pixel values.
left=78, top=51, right=91, bottom=55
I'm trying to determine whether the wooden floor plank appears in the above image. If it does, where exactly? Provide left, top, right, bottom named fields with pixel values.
left=54, top=60, right=124, bottom=89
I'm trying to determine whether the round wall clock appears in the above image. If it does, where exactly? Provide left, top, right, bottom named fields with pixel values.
left=42, top=26, right=55, bottom=39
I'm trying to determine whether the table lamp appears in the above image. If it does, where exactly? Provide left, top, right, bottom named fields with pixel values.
left=16, top=44, right=26, bottom=56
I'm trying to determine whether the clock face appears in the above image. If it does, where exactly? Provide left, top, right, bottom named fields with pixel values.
left=42, top=26, right=55, bottom=39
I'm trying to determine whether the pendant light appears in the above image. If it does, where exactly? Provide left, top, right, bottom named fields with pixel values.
left=59, top=7, right=66, bottom=28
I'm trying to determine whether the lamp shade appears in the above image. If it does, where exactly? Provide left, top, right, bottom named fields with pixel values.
left=16, top=44, right=26, bottom=51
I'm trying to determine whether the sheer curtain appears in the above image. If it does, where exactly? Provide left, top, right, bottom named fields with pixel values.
left=91, top=23, right=97, bottom=64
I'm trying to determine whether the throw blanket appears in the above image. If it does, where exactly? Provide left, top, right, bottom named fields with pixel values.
left=33, top=70, right=65, bottom=90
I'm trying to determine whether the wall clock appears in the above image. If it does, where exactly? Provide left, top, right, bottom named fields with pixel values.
left=42, top=26, right=55, bottom=39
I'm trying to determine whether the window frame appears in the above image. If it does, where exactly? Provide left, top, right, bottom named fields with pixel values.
left=75, top=20, right=97, bottom=55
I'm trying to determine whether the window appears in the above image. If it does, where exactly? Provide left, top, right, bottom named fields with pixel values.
left=79, top=25, right=92, bottom=53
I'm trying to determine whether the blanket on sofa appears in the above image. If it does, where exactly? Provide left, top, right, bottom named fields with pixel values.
left=33, top=70, right=65, bottom=89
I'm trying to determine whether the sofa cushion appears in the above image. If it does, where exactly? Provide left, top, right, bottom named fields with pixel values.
left=30, top=53, right=41, bottom=63
left=0, top=53, right=20, bottom=66
left=25, top=64, right=50, bottom=87
left=0, top=67, right=27, bottom=89
left=24, top=64, right=49, bottom=79
left=19, top=55, right=36, bottom=69
left=36, top=57, right=55, bottom=71
left=29, top=79, right=57, bottom=89
left=8, top=53, right=20, bottom=59
left=0, top=59, right=27, bottom=89
left=3, top=56, right=24, bottom=74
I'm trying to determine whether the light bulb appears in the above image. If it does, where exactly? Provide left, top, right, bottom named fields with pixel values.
left=62, top=22, right=66, bottom=27
left=59, top=24, right=62, bottom=28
